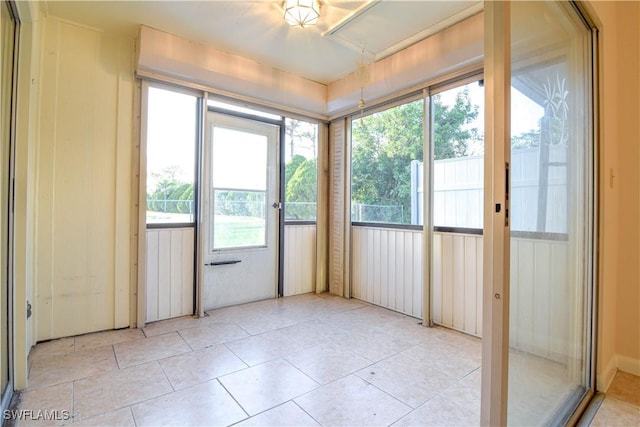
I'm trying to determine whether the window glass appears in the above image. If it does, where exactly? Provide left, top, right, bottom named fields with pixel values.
left=212, top=127, right=268, bottom=249
left=146, top=87, right=197, bottom=225
left=208, top=99, right=282, bottom=121
left=432, top=81, right=484, bottom=228
left=351, top=99, right=424, bottom=225
left=284, top=118, right=317, bottom=221
left=508, top=2, right=593, bottom=423
left=510, top=72, right=566, bottom=234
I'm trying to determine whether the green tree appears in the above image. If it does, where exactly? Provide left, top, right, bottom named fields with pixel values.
left=284, top=118, right=319, bottom=221
left=285, top=154, right=306, bottom=191
left=147, top=166, right=194, bottom=214
left=351, top=88, right=481, bottom=224
left=215, top=190, right=264, bottom=218
left=433, top=87, right=480, bottom=160
left=511, top=128, right=541, bottom=149
left=351, top=99, right=423, bottom=223
left=286, top=158, right=317, bottom=219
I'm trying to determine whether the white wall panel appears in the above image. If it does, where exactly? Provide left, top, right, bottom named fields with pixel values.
left=353, top=226, right=567, bottom=353
left=475, top=236, right=483, bottom=337
left=432, top=231, right=568, bottom=357
left=434, top=232, right=481, bottom=336
left=284, top=224, right=316, bottom=296
left=35, top=18, right=134, bottom=340
left=145, top=228, right=194, bottom=322
left=510, top=237, right=569, bottom=362
left=433, top=232, right=483, bottom=336
left=351, top=227, right=422, bottom=318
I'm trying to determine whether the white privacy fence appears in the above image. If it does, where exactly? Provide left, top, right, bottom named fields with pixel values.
left=414, top=146, right=568, bottom=232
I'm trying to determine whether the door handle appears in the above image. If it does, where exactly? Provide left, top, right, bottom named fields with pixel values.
left=272, top=202, right=282, bottom=209
left=206, top=260, right=241, bottom=266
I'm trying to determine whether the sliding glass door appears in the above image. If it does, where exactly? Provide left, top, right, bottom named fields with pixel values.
left=482, top=2, right=595, bottom=424
left=0, top=0, right=17, bottom=412
left=507, top=2, right=594, bottom=425
left=507, top=2, right=595, bottom=424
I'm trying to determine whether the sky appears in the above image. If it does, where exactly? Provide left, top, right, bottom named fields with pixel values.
left=436, top=81, right=545, bottom=156
left=146, top=87, right=197, bottom=193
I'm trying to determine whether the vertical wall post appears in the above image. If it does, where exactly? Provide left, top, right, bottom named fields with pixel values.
left=423, top=90, right=433, bottom=327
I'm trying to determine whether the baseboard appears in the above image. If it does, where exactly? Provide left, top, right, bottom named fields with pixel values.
left=597, top=354, right=640, bottom=392
left=597, top=355, right=618, bottom=392
left=617, top=354, right=640, bottom=377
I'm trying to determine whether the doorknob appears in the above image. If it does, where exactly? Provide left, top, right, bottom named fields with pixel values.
left=272, top=202, right=282, bottom=209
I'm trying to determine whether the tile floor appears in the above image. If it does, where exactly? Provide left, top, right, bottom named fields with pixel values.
left=16, top=293, right=483, bottom=426
left=589, top=371, right=640, bottom=426
left=18, top=293, right=636, bottom=427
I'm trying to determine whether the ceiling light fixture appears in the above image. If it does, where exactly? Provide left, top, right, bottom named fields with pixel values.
left=283, top=0, right=320, bottom=28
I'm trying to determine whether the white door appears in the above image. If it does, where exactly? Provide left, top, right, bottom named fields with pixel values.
left=203, top=113, right=280, bottom=310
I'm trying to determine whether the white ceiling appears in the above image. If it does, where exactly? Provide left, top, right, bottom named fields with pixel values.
left=45, top=0, right=482, bottom=85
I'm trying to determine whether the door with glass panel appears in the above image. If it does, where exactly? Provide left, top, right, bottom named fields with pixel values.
left=203, top=113, right=279, bottom=309
left=507, top=2, right=594, bottom=424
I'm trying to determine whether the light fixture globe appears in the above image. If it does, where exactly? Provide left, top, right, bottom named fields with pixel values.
left=284, top=0, right=320, bottom=28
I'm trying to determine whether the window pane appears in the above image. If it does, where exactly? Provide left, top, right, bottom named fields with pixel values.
left=351, top=99, right=424, bottom=225
left=146, top=87, right=197, bottom=224
left=213, top=190, right=266, bottom=249
left=212, top=128, right=267, bottom=249
left=284, top=118, right=317, bottom=221
left=213, top=128, right=267, bottom=191
left=432, top=81, right=484, bottom=229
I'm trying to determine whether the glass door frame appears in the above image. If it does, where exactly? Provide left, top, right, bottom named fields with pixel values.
left=1, top=0, right=19, bottom=414
left=480, top=2, right=599, bottom=425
